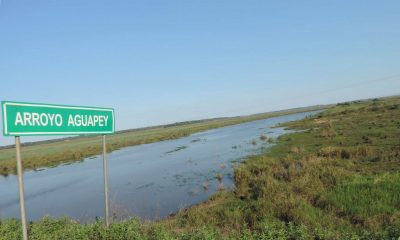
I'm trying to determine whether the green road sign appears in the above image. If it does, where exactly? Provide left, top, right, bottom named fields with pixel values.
left=2, top=101, right=115, bottom=136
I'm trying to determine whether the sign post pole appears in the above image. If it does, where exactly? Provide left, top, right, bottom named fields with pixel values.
left=102, top=135, right=110, bottom=227
left=15, top=136, right=28, bottom=240
left=2, top=101, right=115, bottom=232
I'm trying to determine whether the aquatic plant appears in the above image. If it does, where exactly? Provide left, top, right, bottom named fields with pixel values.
left=2, top=97, right=400, bottom=239
left=165, top=146, right=187, bottom=154
left=215, top=173, right=223, bottom=183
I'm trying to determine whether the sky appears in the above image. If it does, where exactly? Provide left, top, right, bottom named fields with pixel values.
left=0, top=0, right=399, bottom=145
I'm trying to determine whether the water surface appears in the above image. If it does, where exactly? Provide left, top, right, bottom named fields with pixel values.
left=0, top=111, right=319, bottom=221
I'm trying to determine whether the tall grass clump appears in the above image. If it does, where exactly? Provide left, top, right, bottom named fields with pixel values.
left=1, top=97, right=400, bottom=239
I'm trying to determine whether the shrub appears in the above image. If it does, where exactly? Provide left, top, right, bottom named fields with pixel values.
left=260, top=135, right=267, bottom=141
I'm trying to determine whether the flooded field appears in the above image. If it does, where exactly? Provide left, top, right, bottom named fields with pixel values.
left=0, top=111, right=319, bottom=222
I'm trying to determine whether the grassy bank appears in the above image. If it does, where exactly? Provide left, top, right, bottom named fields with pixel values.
left=1, top=97, right=399, bottom=239
left=0, top=105, right=325, bottom=176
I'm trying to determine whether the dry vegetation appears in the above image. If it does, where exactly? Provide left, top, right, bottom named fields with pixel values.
left=1, top=97, right=399, bottom=239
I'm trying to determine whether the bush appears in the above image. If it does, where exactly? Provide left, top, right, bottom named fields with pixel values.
left=260, top=135, right=267, bottom=141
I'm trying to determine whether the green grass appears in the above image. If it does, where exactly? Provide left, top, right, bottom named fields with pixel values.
left=1, top=96, right=400, bottom=239
left=0, top=105, right=326, bottom=176
left=328, top=173, right=400, bottom=218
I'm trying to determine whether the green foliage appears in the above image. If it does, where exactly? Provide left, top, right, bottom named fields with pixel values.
left=327, top=173, right=400, bottom=227
left=0, top=219, right=21, bottom=240
left=179, top=226, right=219, bottom=240
left=1, top=97, right=400, bottom=239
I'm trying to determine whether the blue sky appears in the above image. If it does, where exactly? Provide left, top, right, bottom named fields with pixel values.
left=1, top=0, right=399, bottom=145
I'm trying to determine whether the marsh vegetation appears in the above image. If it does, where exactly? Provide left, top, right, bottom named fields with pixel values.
left=1, top=97, right=399, bottom=239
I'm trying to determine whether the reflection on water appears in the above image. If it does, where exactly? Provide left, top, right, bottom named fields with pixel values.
left=0, top=111, right=320, bottom=221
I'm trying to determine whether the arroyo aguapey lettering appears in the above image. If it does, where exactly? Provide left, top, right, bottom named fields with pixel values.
left=14, top=112, right=109, bottom=127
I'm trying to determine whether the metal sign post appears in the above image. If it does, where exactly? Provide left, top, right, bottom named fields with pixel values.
left=102, top=135, right=110, bottom=227
left=1, top=101, right=116, bottom=238
left=15, top=136, right=28, bottom=240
